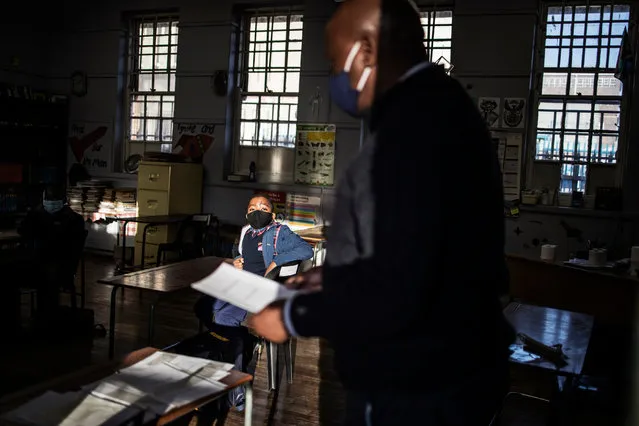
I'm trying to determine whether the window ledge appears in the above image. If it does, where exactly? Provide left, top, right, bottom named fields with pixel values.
left=518, top=204, right=639, bottom=219
left=207, top=180, right=336, bottom=195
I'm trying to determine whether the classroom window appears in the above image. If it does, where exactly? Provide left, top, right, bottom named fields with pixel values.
left=534, top=4, right=630, bottom=193
left=126, top=16, right=179, bottom=154
left=420, top=10, right=453, bottom=72
left=237, top=12, right=303, bottom=148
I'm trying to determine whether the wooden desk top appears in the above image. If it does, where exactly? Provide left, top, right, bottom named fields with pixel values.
left=506, top=254, right=638, bottom=285
left=295, top=226, right=326, bottom=243
left=0, top=347, right=252, bottom=426
left=504, top=302, right=594, bottom=376
left=97, top=257, right=232, bottom=292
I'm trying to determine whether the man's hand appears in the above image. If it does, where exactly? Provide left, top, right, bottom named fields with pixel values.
left=248, top=300, right=289, bottom=343
left=233, top=257, right=244, bottom=270
left=285, top=266, right=323, bottom=291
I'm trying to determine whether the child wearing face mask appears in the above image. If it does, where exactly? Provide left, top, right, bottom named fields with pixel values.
left=193, top=194, right=313, bottom=413
left=17, top=185, right=85, bottom=324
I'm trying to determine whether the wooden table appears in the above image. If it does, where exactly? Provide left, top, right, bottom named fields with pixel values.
left=504, top=302, right=594, bottom=376
left=295, top=226, right=327, bottom=266
left=0, top=347, right=254, bottom=426
left=98, top=256, right=231, bottom=359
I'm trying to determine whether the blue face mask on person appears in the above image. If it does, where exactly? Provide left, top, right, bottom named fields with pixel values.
left=43, top=199, right=64, bottom=214
left=329, top=41, right=374, bottom=118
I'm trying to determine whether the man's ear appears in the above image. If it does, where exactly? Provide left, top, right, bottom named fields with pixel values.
left=272, top=212, right=276, bottom=220
left=361, top=33, right=377, bottom=67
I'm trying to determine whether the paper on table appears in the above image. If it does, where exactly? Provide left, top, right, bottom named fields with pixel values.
left=191, top=262, right=298, bottom=313
left=1, top=390, right=83, bottom=426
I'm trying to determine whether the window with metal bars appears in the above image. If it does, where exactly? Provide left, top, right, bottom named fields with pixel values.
left=237, top=11, right=303, bottom=148
left=534, top=3, right=631, bottom=193
left=420, top=10, right=454, bottom=72
left=127, top=15, right=179, bottom=153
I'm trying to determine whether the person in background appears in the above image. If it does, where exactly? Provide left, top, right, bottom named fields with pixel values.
left=195, top=194, right=313, bottom=412
left=250, top=0, right=514, bottom=425
left=18, top=184, right=85, bottom=324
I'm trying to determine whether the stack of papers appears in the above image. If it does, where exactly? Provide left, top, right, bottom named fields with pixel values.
left=191, top=262, right=298, bottom=313
left=1, top=352, right=234, bottom=426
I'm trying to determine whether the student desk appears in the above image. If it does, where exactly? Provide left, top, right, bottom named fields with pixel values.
left=97, top=256, right=231, bottom=359
left=295, top=226, right=327, bottom=266
left=0, top=347, right=254, bottom=426
left=504, top=302, right=594, bottom=377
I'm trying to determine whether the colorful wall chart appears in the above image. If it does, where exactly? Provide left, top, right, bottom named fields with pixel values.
left=287, top=194, right=321, bottom=229
left=294, top=124, right=336, bottom=186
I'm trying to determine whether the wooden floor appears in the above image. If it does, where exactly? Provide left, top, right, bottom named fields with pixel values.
left=0, top=254, right=627, bottom=425
left=0, top=254, right=346, bottom=425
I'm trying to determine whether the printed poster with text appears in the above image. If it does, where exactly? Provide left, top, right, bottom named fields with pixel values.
left=294, top=124, right=336, bottom=186
left=173, top=122, right=216, bottom=161
left=68, top=121, right=112, bottom=173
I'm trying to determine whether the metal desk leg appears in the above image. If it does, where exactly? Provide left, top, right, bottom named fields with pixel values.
left=266, top=341, right=277, bottom=391
left=284, top=338, right=293, bottom=384
left=141, top=223, right=152, bottom=269
left=108, top=286, right=121, bottom=360
left=244, top=382, right=253, bottom=426
left=120, top=221, right=130, bottom=272
left=148, top=299, right=156, bottom=346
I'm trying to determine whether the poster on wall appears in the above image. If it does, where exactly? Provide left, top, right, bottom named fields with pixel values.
left=286, top=193, right=321, bottom=229
left=501, top=98, right=526, bottom=129
left=492, top=131, right=523, bottom=202
left=294, top=124, right=336, bottom=186
left=254, top=190, right=287, bottom=221
left=173, top=122, right=216, bottom=161
left=68, top=121, right=112, bottom=173
left=478, top=97, right=501, bottom=129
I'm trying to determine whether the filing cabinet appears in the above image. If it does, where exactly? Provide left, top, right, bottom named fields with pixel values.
left=134, top=161, right=203, bottom=266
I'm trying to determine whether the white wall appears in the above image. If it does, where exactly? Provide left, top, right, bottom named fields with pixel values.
left=33, top=0, right=639, bottom=258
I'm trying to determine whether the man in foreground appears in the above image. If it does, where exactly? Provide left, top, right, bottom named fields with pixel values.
left=251, top=0, right=514, bottom=424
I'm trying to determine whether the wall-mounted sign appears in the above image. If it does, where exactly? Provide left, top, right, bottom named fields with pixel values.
left=173, top=122, right=216, bottom=161
left=68, top=121, right=111, bottom=172
left=294, top=124, right=336, bottom=186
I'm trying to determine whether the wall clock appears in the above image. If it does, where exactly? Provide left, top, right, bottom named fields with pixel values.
left=71, top=71, right=88, bottom=97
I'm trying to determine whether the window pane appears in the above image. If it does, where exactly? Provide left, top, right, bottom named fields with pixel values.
left=285, top=72, right=300, bottom=93
left=535, top=132, right=561, bottom=160
left=130, top=119, right=144, bottom=140
left=241, top=102, right=257, bottom=120
left=266, top=72, right=285, bottom=93
left=542, top=73, right=568, bottom=95
left=569, top=72, right=595, bottom=96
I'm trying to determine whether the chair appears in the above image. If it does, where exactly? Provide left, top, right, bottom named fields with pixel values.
left=262, top=260, right=302, bottom=391
left=156, top=214, right=213, bottom=266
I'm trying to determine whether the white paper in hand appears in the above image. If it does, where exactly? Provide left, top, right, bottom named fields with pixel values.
left=191, top=263, right=297, bottom=313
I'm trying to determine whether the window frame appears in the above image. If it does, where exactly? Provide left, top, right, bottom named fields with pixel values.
left=232, top=8, right=304, bottom=151
left=419, top=9, right=454, bottom=72
left=124, top=13, right=180, bottom=158
left=528, top=2, right=634, bottom=194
